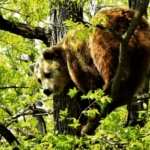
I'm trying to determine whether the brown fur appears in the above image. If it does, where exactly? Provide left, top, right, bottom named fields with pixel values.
left=29, top=51, right=70, bottom=95
left=91, top=8, right=150, bottom=107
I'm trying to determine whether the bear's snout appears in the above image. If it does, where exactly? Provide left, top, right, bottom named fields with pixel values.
left=43, top=89, right=51, bottom=96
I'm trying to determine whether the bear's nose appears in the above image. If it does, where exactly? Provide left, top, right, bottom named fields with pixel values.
left=43, top=89, right=51, bottom=96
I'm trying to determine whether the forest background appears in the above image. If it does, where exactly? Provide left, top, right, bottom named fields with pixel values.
left=0, top=0, right=150, bottom=149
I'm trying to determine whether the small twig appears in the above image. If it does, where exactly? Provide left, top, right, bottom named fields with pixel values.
left=12, top=112, right=53, bottom=120
left=138, top=131, right=150, bottom=139
left=0, top=106, right=13, bottom=116
left=0, top=7, right=25, bottom=17
left=12, top=105, right=52, bottom=120
left=101, top=137, right=127, bottom=145
left=78, top=99, right=97, bottom=120
left=0, top=86, right=29, bottom=89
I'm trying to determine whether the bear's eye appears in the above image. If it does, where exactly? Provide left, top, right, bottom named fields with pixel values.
left=45, top=73, right=52, bottom=78
left=38, top=79, right=42, bottom=84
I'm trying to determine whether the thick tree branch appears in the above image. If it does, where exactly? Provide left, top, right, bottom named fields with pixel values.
left=110, top=0, right=149, bottom=101
left=0, top=14, right=50, bottom=46
left=0, top=123, right=20, bottom=148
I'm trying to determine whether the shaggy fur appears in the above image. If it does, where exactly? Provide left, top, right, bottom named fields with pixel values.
left=29, top=52, right=70, bottom=95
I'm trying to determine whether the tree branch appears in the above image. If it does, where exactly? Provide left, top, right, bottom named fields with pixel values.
left=0, top=7, right=25, bottom=17
left=0, top=86, right=29, bottom=89
left=111, top=0, right=149, bottom=101
left=0, top=14, right=50, bottom=46
left=0, top=123, right=20, bottom=147
left=12, top=102, right=52, bottom=120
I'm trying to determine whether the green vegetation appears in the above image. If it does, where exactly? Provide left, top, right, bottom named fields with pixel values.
left=0, top=0, right=150, bottom=149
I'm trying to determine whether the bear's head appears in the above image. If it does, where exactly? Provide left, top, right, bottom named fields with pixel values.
left=29, top=46, right=70, bottom=96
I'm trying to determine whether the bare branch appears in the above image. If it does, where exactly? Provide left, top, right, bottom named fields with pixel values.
left=0, top=7, right=25, bottom=17
left=0, top=86, right=29, bottom=89
left=12, top=102, right=52, bottom=120
left=12, top=112, right=52, bottom=120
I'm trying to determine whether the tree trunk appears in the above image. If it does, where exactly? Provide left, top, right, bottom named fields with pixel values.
left=49, top=1, right=86, bottom=135
left=53, top=84, right=88, bottom=135
left=126, top=0, right=149, bottom=127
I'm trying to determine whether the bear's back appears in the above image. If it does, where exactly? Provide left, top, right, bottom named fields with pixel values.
left=96, top=8, right=149, bottom=34
left=90, top=8, right=150, bottom=107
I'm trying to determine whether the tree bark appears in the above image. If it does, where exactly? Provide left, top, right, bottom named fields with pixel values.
left=0, top=14, right=49, bottom=46
left=0, top=123, right=20, bottom=149
left=53, top=84, right=88, bottom=135
left=128, top=0, right=147, bottom=16
left=126, top=0, right=149, bottom=127
left=49, top=1, right=86, bottom=135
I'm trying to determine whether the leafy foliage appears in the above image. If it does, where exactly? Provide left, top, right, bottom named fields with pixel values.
left=67, top=87, right=78, bottom=98
left=0, top=0, right=150, bottom=149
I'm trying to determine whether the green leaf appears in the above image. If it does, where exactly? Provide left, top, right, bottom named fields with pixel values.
left=143, top=103, right=148, bottom=110
left=68, top=118, right=80, bottom=129
left=67, top=87, right=79, bottom=98
left=59, top=108, right=68, bottom=121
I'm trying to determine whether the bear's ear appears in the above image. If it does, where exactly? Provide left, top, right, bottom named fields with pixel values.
left=42, top=49, right=54, bottom=60
left=28, top=64, right=35, bottom=73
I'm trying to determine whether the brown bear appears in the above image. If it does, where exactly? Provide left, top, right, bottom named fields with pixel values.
left=29, top=8, right=150, bottom=134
